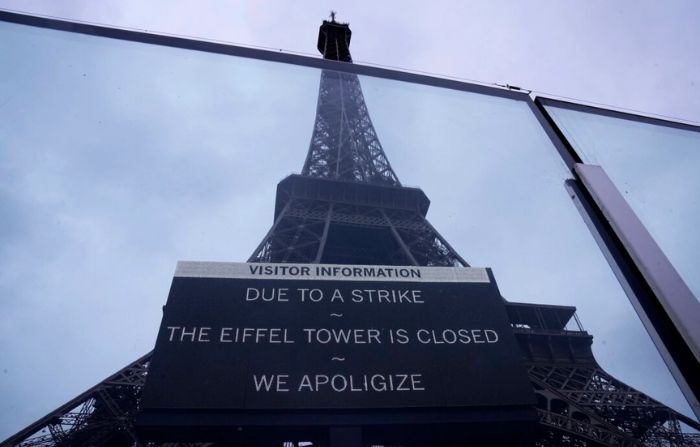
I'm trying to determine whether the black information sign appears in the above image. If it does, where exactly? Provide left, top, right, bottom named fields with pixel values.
left=141, top=262, right=534, bottom=411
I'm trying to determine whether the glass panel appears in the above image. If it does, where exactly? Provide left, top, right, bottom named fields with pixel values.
left=0, top=18, right=696, bottom=443
left=545, top=104, right=700, bottom=302
left=0, top=20, right=322, bottom=436
left=359, top=76, right=694, bottom=418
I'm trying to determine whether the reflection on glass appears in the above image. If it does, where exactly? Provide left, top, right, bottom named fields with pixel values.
left=0, top=20, right=322, bottom=437
left=544, top=104, right=700, bottom=304
left=0, top=17, right=697, bottom=445
left=359, top=75, right=696, bottom=422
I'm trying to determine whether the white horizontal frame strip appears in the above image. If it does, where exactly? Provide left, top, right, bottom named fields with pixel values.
left=175, top=261, right=490, bottom=283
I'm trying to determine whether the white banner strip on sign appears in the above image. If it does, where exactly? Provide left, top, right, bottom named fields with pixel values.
left=174, top=261, right=490, bottom=283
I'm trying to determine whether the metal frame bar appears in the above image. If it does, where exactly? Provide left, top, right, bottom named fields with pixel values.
left=531, top=94, right=700, bottom=419
left=528, top=98, right=582, bottom=171
left=574, top=165, right=700, bottom=362
left=574, top=164, right=700, bottom=417
left=537, top=97, right=700, bottom=134
left=0, top=9, right=529, bottom=102
left=526, top=98, right=581, bottom=170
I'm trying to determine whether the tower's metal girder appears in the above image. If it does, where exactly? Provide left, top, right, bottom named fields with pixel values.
left=248, top=181, right=467, bottom=267
left=509, top=303, right=700, bottom=447
left=528, top=360, right=700, bottom=447
left=1, top=354, right=150, bottom=447
left=302, top=69, right=400, bottom=186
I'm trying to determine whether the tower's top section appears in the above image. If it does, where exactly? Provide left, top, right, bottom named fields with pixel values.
left=303, top=14, right=400, bottom=186
left=317, top=14, right=352, bottom=62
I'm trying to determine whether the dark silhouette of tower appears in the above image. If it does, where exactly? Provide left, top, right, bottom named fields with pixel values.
left=3, top=16, right=699, bottom=447
left=249, top=19, right=465, bottom=268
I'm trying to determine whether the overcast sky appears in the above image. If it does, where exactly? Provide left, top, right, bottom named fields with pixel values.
left=1, top=0, right=699, bottom=123
left=1, top=0, right=698, bottom=440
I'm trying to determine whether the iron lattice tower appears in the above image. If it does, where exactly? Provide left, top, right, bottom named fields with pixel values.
left=248, top=19, right=465, bottom=268
left=3, top=17, right=700, bottom=447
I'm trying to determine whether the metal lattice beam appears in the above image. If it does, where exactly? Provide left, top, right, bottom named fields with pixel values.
left=302, top=69, right=400, bottom=186
left=1, top=353, right=151, bottom=447
left=529, top=362, right=700, bottom=446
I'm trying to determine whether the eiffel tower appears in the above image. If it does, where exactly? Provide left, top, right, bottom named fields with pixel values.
left=3, top=15, right=699, bottom=447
